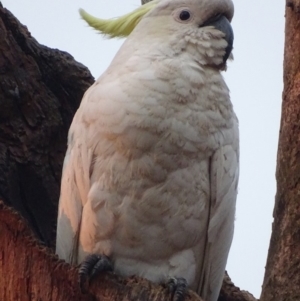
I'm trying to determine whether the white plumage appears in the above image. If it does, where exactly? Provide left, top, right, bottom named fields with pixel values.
left=56, top=0, right=239, bottom=300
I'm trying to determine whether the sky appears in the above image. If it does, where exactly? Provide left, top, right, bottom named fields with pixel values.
left=2, top=0, right=285, bottom=298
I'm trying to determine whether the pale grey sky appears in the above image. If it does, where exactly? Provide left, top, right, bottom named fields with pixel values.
left=2, top=0, right=285, bottom=298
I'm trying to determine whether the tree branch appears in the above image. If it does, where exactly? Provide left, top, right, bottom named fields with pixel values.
left=0, top=202, right=256, bottom=301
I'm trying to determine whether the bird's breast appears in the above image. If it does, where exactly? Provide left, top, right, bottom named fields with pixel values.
left=77, top=61, right=236, bottom=264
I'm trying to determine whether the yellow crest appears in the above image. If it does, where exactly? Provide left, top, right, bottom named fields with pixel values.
left=79, top=1, right=158, bottom=38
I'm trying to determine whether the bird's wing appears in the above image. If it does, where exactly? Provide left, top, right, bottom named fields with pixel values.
left=55, top=113, right=93, bottom=264
left=197, top=142, right=239, bottom=301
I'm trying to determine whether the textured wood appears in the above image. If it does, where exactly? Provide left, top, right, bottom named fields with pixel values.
left=0, top=3, right=94, bottom=247
left=0, top=201, right=201, bottom=301
left=0, top=201, right=257, bottom=301
left=218, top=274, right=256, bottom=301
left=260, top=1, right=300, bottom=301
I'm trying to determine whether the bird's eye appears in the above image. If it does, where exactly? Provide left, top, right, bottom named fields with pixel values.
left=179, top=10, right=191, bottom=21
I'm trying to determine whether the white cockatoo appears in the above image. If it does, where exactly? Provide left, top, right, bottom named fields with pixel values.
left=56, top=0, right=239, bottom=300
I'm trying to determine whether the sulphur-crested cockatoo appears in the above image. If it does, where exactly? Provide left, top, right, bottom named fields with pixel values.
left=56, top=0, right=239, bottom=300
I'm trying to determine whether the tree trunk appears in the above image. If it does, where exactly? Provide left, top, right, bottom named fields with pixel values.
left=0, top=3, right=94, bottom=247
left=260, top=2, right=300, bottom=301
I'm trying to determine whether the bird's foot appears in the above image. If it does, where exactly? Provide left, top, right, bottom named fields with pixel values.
left=79, top=254, right=113, bottom=293
left=167, top=277, right=188, bottom=301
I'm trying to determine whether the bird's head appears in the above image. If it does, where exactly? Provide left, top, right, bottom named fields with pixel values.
left=80, top=0, right=234, bottom=69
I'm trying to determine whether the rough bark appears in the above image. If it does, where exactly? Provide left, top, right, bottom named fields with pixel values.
left=0, top=3, right=258, bottom=301
left=0, top=201, right=256, bottom=301
left=260, top=1, right=300, bottom=301
left=0, top=201, right=200, bottom=301
left=0, top=2, right=94, bottom=247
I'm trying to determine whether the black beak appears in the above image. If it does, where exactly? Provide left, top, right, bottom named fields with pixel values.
left=202, top=15, right=234, bottom=63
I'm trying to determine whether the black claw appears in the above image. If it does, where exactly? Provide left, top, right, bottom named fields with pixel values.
left=167, top=277, right=177, bottom=295
left=90, top=255, right=113, bottom=279
left=79, top=254, right=113, bottom=293
left=167, top=277, right=188, bottom=301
